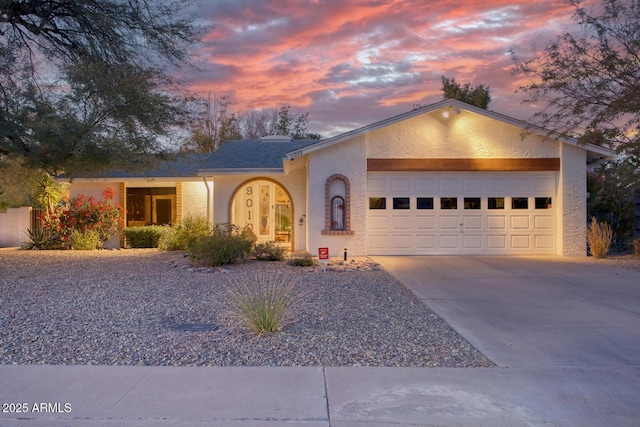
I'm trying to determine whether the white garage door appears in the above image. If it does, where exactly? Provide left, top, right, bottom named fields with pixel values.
left=367, top=171, right=557, bottom=255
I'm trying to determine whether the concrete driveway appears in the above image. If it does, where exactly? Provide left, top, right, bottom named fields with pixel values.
left=374, top=255, right=640, bottom=368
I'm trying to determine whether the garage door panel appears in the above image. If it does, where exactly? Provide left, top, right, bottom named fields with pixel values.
left=487, top=215, right=506, bottom=230
left=487, top=234, right=507, bottom=249
left=534, top=177, right=555, bottom=193
left=415, top=178, right=434, bottom=192
left=463, top=234, right=483, bottom=249
left=510, top=178, right=530, bottom=193
left=392, top=215, right=412, bottom=230
left=440, top=235, right=460, bottom=249
left=463, top=178, right=481, bottom=193
left=415, top=215, right=436, bottom=229
left=368, top=177, right=387, bottom=192
left=511, top=235, right=531, bottom=249
left=367, top=172, right=556, bottom=255
left=487, top=178, right=506, bottom=193
left=392, top=178, right=411, bottom=192
left=440, top=215, right=459, bottom=229
left=368, top=215, right=388, bottom=230
left=439, top=178, right=458, bottom=192
left=463, top=215, right=483, bottom=230
left=416, top=234, right=436, bottom=249
left=534, top=215, right=554, bottom=230
left=535, top=235, right=554, bottom=249
left=511, top=216, right=530, bottom=230
left=392, top=234, right=413, bottom=249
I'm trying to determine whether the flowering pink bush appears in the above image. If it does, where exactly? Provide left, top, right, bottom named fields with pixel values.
left=40, top=188, right=124, bottom=248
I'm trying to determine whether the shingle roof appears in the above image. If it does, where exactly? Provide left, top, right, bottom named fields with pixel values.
left=201, top=139, right=317, bottom=170
left=83, top=139, right=319, bottom=178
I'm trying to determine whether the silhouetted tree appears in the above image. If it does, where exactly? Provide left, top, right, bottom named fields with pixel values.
left=512, top=0, right=640, bottom=160
left=0, top=0, right=198, bottom=175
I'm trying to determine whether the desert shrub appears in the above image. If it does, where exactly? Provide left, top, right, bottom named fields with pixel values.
left=124, top=226, right=167, bottom=248
left=158, top=215, right=209, bottom=251
left=288, top=256, right=315, bottom=267
left=156, top=227, right=179, bottom=250
left=22, top=227, right=64, bottom=250
left=187, top=223, right=252, bottom=266
left=587, top=217, right=613, bottom=258
left=70, top=229, right=102, bottom=250
left=222, top=272, right=301, bottom=334
left=252, top=240, right=286, bottom=261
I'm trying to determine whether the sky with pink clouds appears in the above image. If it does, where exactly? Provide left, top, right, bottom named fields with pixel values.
left=186, top=0, right=579, bottom=137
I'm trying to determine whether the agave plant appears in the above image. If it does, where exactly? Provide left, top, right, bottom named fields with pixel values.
left=22, top=227, right=63, bottom=250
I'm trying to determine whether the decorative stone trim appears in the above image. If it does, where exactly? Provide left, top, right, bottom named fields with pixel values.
left=323, top=174, right=353, bottom=235
left=321, top=229, right=355, bottom=235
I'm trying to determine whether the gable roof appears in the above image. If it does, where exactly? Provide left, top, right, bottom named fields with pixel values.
left=283, top=99, right=614, bottom=163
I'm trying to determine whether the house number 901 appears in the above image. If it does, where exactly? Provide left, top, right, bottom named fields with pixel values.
left=246, top=186, right=253, bottom=221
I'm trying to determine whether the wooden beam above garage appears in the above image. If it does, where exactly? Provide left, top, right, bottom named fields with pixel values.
left=367, top=158, right=561, bottom=172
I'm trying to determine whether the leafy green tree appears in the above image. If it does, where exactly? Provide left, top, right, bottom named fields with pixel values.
left=588, top=158, right=639, bottom=246
left=0, top=157, right=39, bottom=210
left=440, top=76, right=492, bottom=109
left=0, top=0, right=198, bottom=176
left=512, top=0, right=640, bottom=160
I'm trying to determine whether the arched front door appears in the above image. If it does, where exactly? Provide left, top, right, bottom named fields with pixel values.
left=230, top=179, right=293, bottom=249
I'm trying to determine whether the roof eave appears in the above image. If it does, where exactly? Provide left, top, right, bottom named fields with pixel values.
left=198, top=168, right=284, bottom=176
left=283, top=98, right=617, bottom=160
left=56, top=176, right=200, bottom=183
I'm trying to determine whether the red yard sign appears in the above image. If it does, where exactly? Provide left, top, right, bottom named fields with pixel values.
left=318, top=247, right=329, bottom=260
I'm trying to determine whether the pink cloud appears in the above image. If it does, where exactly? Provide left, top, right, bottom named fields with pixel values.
left=186, top=0, right=577, bottom=136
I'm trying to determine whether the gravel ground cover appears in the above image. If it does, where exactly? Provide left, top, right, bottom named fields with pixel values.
left=0, top=249, right=494, bottom=367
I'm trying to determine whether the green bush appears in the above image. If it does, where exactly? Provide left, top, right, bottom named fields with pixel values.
left=222, top=272, right=301, bottom=334
left=288, top=256, right=315, bottom=267
left=188, top=223, right=252, bottom=266
left=124, top=226, right=168, bottom=248
left=70, top=229, right=102, bottom=250
left=158, top=215, right=210, bottom=251
left=252, top=240, right=286, bottom=261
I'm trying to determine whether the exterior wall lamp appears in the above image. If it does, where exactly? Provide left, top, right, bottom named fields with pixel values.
left=442, top=106, right=461, bottom=118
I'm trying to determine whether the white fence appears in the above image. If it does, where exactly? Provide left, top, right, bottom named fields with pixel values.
left=0, top=207, right=33, bottom=247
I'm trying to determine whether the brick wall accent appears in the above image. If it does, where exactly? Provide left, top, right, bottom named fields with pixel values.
left=322, top=174, right=355, bottom=235
left=176, top=182, right=183, bottom=225
left=119, top=182, right=125, bottom=248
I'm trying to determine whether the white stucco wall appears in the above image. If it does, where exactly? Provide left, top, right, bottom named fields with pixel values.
left=367, top=111, right=560, bottom=159
left=181, top=181, right=212, bottom=222
left=307, top=136, right=368, bottom=257
left=559, top=143, right=588, bottom=256
left=0, top=207, right=32, bottom=247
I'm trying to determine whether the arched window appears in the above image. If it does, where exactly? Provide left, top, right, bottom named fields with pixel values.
left=323, top=174, right=354, bottom=235
left=331, top=196, right=345, bottom=230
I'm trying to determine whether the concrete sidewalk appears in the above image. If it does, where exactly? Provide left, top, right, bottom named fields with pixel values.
left=2, top=364, right=640, bottom=426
